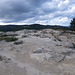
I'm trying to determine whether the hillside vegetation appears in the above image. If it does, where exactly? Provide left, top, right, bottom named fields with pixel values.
left=0, top=24, right=70, bottom=32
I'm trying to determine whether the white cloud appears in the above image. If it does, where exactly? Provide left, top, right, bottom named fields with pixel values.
left=35, top=20, right=47, bottom=25
left=58, top=0, right=69, bottom=7
left=49, top=17, right=70, bottom=26
left=39, top=14, right=54, bottom=20
left=58, top=0, right=69, bottom=11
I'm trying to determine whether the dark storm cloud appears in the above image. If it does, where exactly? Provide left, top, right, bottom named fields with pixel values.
left=0, top=0, right=75, bottom=26
left=0, top=0, right=52, bottom=22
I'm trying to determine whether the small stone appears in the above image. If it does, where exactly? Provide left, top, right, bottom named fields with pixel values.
left=14, top=40, right=23, bottom=45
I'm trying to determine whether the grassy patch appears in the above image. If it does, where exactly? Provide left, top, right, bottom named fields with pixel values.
left=0, top=34, right=8, bottom=37
left=5, top=37, right=18, bottom=42
left=0, top=37, right=18, bottom=42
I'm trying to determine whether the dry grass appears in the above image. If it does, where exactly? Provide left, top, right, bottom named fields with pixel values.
left=50, top=31, right=62, bottom=41
left=64, top=72, right=70, bottom=75
left=0, top=55, right=3, bottom=61
left=22, top=35, right=28, bottom=38
left=53, top=35, right=62, bottom=42
left=72, top=42, right=75, bottom=48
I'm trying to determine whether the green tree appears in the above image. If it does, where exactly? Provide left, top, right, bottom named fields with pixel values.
left=70, top=18, right=75, bottom=31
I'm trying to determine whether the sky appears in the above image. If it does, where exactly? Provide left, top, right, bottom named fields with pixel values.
left=0, top=0, right=75, bottom=26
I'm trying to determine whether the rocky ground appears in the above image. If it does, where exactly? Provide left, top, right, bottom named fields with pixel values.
left=0, top=29, right=75, bottom=75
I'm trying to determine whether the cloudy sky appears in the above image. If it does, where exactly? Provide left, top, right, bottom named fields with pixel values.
left=0, top=0, right=75, bottom=26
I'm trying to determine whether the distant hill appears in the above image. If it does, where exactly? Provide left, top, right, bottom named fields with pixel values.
left=0, top=24, right=70, bottom=32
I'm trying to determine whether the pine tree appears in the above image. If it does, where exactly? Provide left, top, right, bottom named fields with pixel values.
left=70, top=18, right=75, bottom=31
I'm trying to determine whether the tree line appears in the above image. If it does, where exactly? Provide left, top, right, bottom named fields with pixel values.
left=0, top=18, right=75, bottom=31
